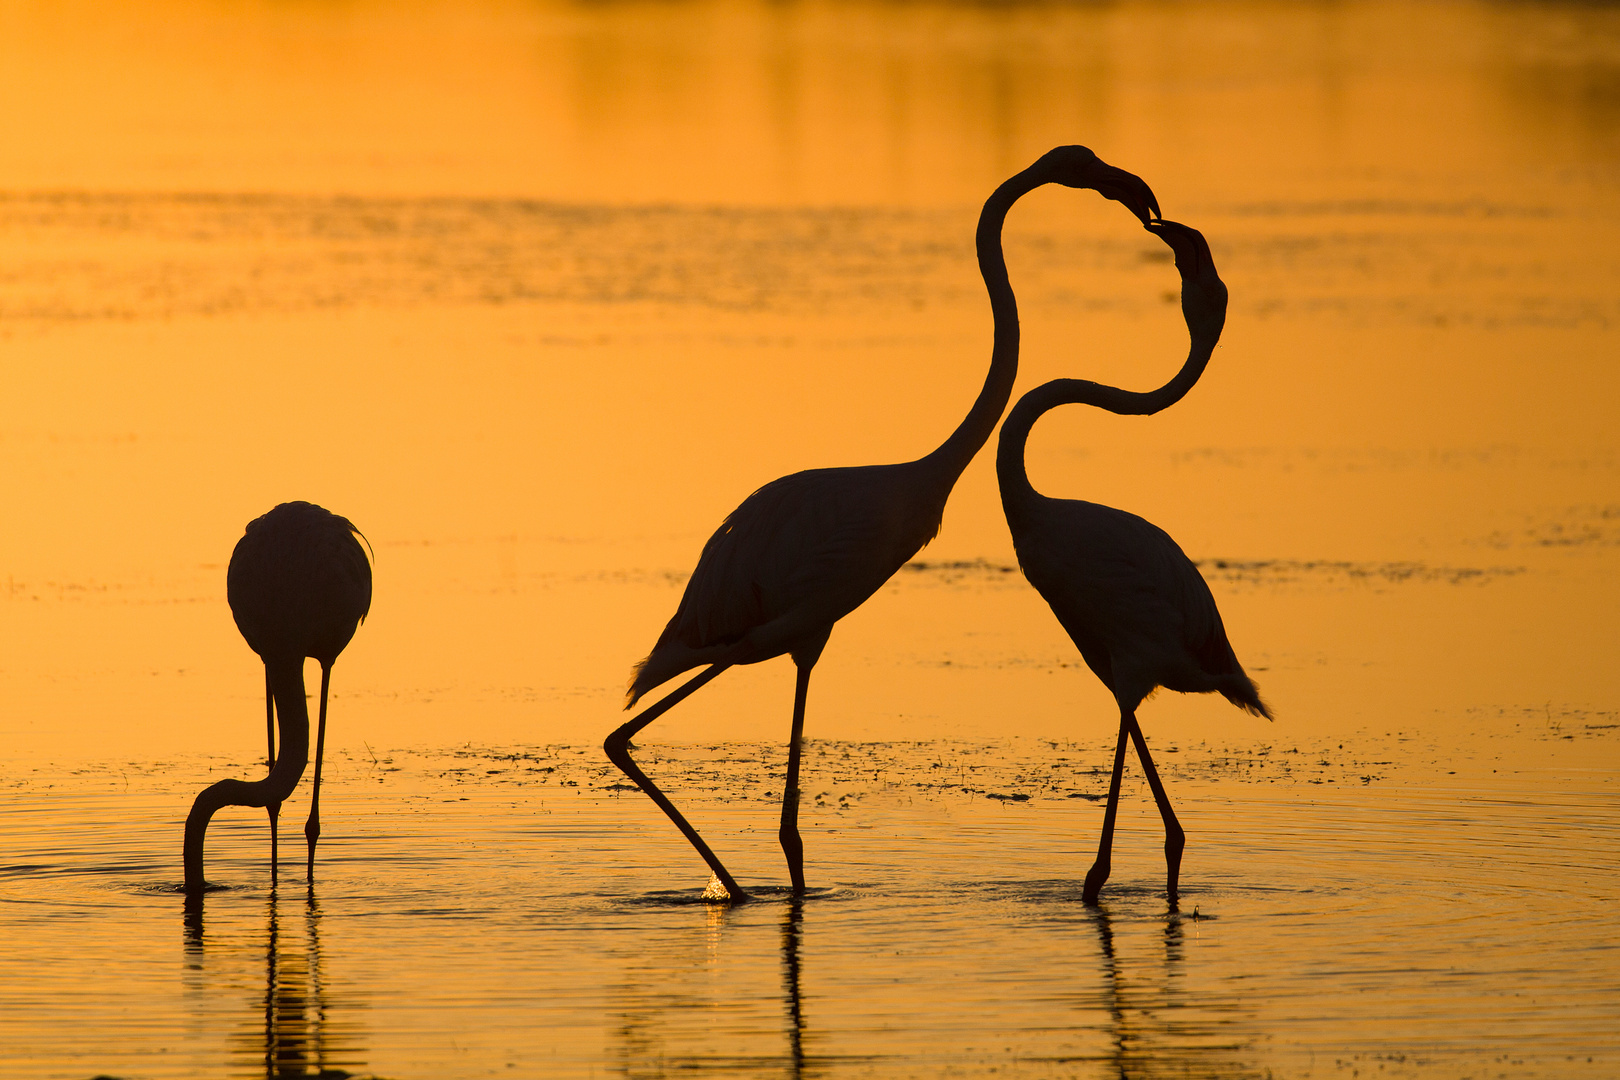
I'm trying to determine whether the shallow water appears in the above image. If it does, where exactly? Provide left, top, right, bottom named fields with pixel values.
left=4, top=734, right=1616, bottom=1079
left=3, top=0, right=1620, bottom=1076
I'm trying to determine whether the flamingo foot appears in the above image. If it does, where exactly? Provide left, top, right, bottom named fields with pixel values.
left=1082, top=859, right=1110, bottom=906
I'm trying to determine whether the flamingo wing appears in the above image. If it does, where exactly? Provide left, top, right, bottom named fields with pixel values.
left=1015, top=499, right=1243, bottom=698
left=631, top=462, right=938, bottom=702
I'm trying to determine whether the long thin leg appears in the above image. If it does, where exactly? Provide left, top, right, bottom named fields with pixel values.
left=305, top=663, right=331, bottom=884
left=604, top=664, right=747, bottom=901
left=1126, top=716, right=1184, bottom=906
left=1082, top=711, right=1131, bottom=905
left=266, top=667, right=280, bottom=878
left=779, top=663, right=812, bottom=894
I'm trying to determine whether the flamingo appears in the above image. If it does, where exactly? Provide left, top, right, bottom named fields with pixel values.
left=606, top=146, right=1160, bottom=902
left=183, top=501, right=372, bottom=895
left=996, top=219, right=1271, bottom=907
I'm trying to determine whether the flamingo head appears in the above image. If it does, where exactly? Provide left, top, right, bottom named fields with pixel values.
left=1148, top=219, right=1227, bottom=345
left=1036, top=146, right=1160, bottom=226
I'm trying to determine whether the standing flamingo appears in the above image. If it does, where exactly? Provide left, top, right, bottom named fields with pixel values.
left=606, top=146, right=1160, bottom=902
left=183, top=501, right=372, bottom=896
left=996, top=219, right=1271, bottom=907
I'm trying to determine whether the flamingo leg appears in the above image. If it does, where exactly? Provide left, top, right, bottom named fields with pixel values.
left=779, top=663, right=812, bottom=894
left=604, top=664, right=748, bottom=901
left=1126, top=716, right=1184, bottom=906
left=1082, top=710, right=1132, bottom=905
left=305, top=663, right=331, bottom=884
left=266, top=667, right=280, bottom=877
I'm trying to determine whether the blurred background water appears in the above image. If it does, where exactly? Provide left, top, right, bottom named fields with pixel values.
left=0, top=0, right=1617, bottom=1076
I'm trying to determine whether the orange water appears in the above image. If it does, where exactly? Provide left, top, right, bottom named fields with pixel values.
left=4, top=736, right=1616, bottom=1078
left=1, top=0, right=1617, bottom=1076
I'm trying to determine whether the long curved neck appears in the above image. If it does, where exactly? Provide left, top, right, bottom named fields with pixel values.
left=184, top=654, right=310, bottom=894
left=919, top=165, right=1048, bottom=485
left=997, top=337, right=1219, bottom=509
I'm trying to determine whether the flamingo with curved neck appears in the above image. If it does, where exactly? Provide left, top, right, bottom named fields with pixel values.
left=997, top=220, right=1271, bottom=907
left=184, top=502, right=371, bottom=896
left=607, top=146, right=1159, bottom=903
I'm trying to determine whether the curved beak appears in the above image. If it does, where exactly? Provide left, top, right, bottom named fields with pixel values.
left=1095, top=164, right=1160, bottom=226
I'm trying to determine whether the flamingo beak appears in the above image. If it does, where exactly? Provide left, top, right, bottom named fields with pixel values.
left=1147, top=220, right=1209, bottom=277
left=1095, top=164, right=1160, bottom=226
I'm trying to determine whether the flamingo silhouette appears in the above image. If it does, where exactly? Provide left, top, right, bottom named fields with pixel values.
left=606, top=146, right=1160, bottom=902
left=996, top=220, right=1271, bottom=907
left=183, top=501, right=372, bottom=896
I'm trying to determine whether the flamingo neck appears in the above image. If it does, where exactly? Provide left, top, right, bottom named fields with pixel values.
left=183, top=654, right=310, bottom=894
left=996, top=336, right=1218, bottom=510
left=919, top=165, right=1047, bottom=485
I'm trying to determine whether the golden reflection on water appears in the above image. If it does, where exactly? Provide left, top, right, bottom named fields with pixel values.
left=1, top=0, right=1619, bottom=1075
left=184, top=885, right=367, bottom=1080
left=1, top=0, right=1618, bottom=765
left=1, top=739, right=1616, bottom=1076
left=3, top=0, right=1619, bottom=204
left=781, top=898, right=807, bottom=1078
left=1090, top=907, right=1263, bottom=1080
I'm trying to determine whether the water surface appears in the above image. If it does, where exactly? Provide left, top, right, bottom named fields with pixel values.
left=4, top=733, right=1616, bottom=1078
left=2, top=0, right=1618, bottom=1076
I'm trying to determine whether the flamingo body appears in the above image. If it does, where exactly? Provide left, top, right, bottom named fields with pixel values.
left=630, top=461, right=944, bottom=700
left=228, top=501, right=371, bottom=667
left=1009, top=496, right=1262, bottom=716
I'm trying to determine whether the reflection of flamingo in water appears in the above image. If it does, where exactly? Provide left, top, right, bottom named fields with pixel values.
left=996, top=221, right=1271, bottom=907
left=781, top=898, right=807, bottom=1077
left=607, top=146, right=1160, bottom=903
left=183, top=502, right=372, bottom=896
left=184, top=882, right=363, bottom=1078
